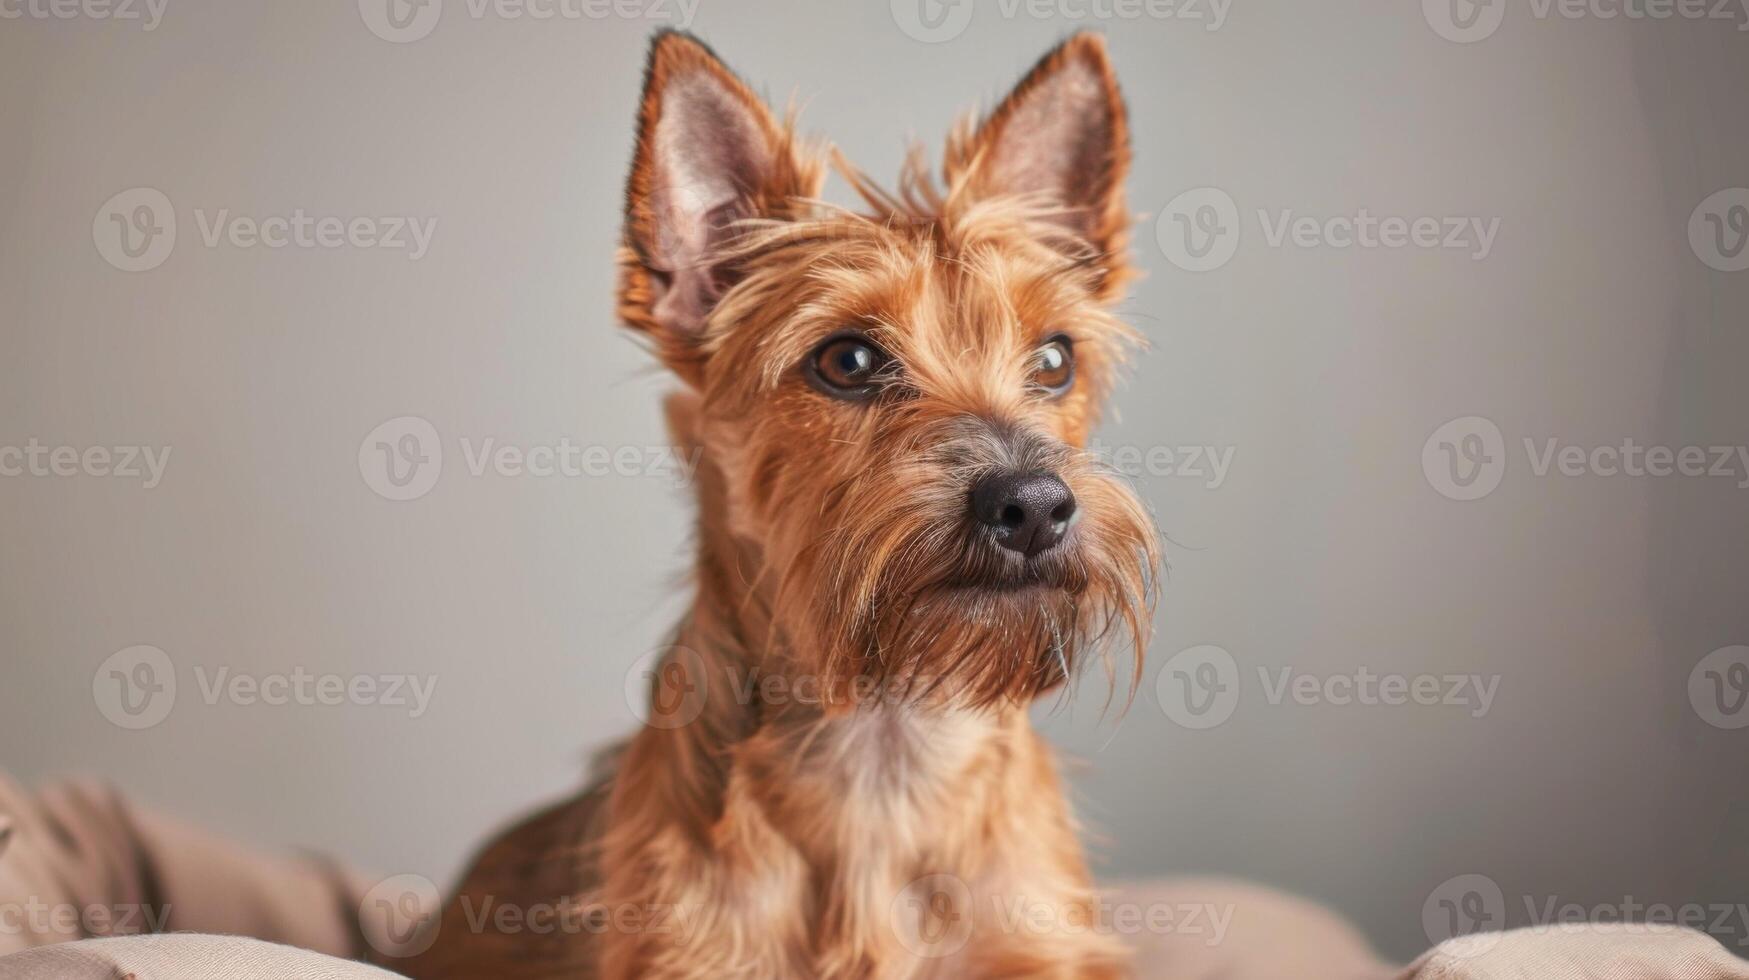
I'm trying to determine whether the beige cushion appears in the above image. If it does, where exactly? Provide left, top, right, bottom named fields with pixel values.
left=1395, top=922, right=1749, bottom=980
left=1111, top=876, right=1394, bottom=979
left=0, top=935, right=405, bottom=980
left=0, top=774, right=370, bottom=961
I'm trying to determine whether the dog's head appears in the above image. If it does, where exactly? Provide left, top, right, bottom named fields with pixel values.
left=620, top=31, right=1157, bottom=709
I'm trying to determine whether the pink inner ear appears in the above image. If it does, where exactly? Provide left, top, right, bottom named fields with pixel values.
left=646, top=73, right=775, bottom=335
left=985, top=59, right=1115, bottom=225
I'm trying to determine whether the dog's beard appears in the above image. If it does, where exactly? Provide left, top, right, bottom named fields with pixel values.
left=865, top=574, right=1090, bottom=706
left=858, top=499, right=1152, bottom=708
left=769, top=432, right=1159, bottom=712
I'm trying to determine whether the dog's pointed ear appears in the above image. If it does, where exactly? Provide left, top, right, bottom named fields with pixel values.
left=618, top=31, right=813, bottom=384
left=949, top=33, right=1132, bottom=297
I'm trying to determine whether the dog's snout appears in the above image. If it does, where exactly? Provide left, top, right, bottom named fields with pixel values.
left=970, top=471, right=1076, bottom=557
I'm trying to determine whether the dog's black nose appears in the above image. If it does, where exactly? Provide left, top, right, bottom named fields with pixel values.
left=970, top=471, right=1076, bottom=557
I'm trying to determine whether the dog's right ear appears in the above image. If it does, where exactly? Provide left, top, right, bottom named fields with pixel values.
left=618, top=31, right=812, bottom=386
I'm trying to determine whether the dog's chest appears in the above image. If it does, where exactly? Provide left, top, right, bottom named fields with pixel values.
left=728, top=708, right=1019, bottom=976
left=765, top=707, right=1000, bottom=823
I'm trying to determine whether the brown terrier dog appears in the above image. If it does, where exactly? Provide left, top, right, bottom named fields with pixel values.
left=403, top=29, right=1158, bottom=980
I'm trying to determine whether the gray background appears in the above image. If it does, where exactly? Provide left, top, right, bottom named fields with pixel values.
left=3, top=0, right=1747, bottom=962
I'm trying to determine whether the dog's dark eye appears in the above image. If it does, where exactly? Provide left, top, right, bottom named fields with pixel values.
left=806, top=334, right=889, bottom=400
left=1031, top=336, right=1074, bottom=395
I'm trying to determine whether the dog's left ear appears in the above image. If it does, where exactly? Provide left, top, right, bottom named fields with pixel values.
left=618, top=30, right=816, bottom=385
left=950, top=33, right=1132, bottom=297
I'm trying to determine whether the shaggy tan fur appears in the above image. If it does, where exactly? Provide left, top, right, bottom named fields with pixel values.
left=403, top=30, right=1158, bottom=979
